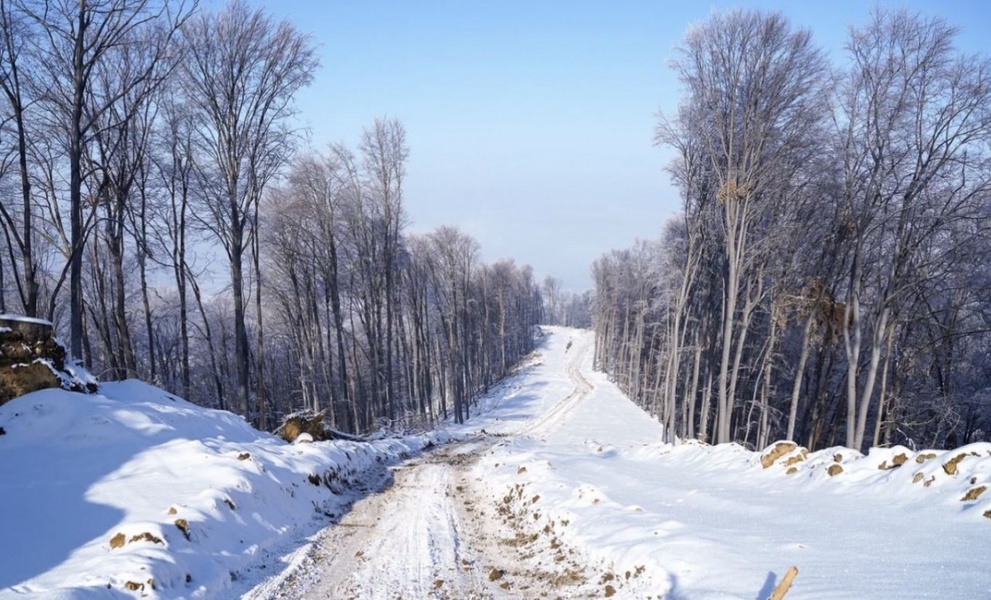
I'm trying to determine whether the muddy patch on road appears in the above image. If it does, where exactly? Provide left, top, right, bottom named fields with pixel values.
left=246, top=437, right=652, bottom=599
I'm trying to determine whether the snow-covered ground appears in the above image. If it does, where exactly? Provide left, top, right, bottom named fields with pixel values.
left=0, top=381, right=456, bottom=599
left=1, top=327, right=990, bottom=599
left=464, top=329, right=991, bottom=599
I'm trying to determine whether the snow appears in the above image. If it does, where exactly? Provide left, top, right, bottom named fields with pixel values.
left=463, top=329, right=991, bottom=598
left=0, top=314, right=53, bottom=327
left=259, top=328, right=991, bottom=599
left=2, top=327, right=990, bottom=599
left=0, top=381, right=454, bottom=599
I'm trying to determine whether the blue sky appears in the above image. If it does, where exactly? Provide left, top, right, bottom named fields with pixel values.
left=244, top=1, right=991, bottom=291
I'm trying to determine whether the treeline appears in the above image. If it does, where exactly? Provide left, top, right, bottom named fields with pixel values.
left=263, top=135, right=543, bottom=431
left=540, top=276, right=593, bottom=329
left=594, top=8, right=991, bottom=452
left=0, top=0, right=542, bottom=432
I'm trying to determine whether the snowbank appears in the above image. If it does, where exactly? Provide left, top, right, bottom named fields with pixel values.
left=0, top=313, right=53, bottom=327
left=473, top=432, right=991, bottom=599
left=465, top=329, right=991, bottom=599
left=0, top=381, right=451, bottom=599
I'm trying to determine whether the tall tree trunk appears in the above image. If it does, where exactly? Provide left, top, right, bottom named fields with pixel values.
left=10, top=74, right=36, bottom=316
left=253, top=210, right=266, bottom=430
left=190, top=270, right=225, bottom=410
left=686, top=337, right=703, bottom=440
left=231, top=227, right=250, bottom=418
left=68, top=2, right=86, bottom=360
left=787, top=312, right=816, bottom=441
left=717, top=210, right=739, bottom=443
left=136, top=183, right=155, bottom=383
left=110, top=202, right=136, bottom=377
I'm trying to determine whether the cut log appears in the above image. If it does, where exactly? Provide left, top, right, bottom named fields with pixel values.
left=274, top=409, right=368, bottom=443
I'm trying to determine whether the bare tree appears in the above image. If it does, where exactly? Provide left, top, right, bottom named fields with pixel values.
left=257, top=131, right=540, bottom=433
left=86, top=18, right=184, bottom=377
left=181, top=0, right=317, bottom=419
left=21, top=0, right=191, bottom=359
left=669, top=9, right=828, bottom=442
left=427, top=226, right=480, bottom=424
left=0, top=0, right=40, bottom=317
left=148, top=87, right=197, bottom=397
left=587, top=7, right=991, bottom=452
left=359, top=117, right=408, bottom=423
left=837, top=9, right=991, bottom=450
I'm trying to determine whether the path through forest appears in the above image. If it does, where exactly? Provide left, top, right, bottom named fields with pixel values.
left=243, top=330, right=623, bottom=599
left=243, top=328, right=991, bottom=600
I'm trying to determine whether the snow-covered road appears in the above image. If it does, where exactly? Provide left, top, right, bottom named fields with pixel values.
left=260, top=443, right=492, bottom=599
left=246, top=330, right=628, bottom=599
left=242, top=327, right=991, bottom=600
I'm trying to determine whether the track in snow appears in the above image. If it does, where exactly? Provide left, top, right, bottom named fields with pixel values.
left=522, top=334, right=594, bottom=437
left=291, top=442, right=498, bottom=599
left=244, top=332, right=605, bottom=600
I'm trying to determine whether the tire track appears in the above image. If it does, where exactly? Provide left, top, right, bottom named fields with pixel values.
left=265, top=442, right=503, bottom=600
left=522, top=333, right=594, bottom=437
left=246, top=331, right=602, bottom=600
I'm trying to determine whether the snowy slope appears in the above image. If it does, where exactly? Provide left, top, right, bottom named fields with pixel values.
left=468, top=328, right=991, bottom=599
left=0, top=381, right=452, bottom=599
left=2, top=327, right=990, bottom=599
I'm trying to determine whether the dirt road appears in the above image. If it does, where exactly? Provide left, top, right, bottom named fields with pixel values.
left=282, top=441, right=498, bottom=599
left=245, top=333, right=616, bottom=599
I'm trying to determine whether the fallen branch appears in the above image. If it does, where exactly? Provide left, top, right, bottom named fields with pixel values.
left=769, top=566, right=798, bottom=600
left=325, top=426, right=366, bottom=442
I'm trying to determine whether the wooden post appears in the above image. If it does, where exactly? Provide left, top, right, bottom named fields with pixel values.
left=769, top=566, right=799, bottom=600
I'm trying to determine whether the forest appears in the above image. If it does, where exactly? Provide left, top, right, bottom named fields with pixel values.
left=0, top=0, right=543, bottom=433
left=6, top=1, right=986, bottom=453
left=593, top=9, right=991, bottom=452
